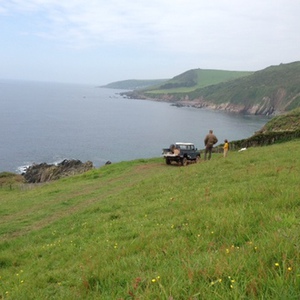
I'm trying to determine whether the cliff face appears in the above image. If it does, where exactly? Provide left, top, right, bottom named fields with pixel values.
left=129, top=61, right=300, bottom=116
left=123, top=86, right=299, bottom=116
left=140, top=86, right=300, bottom=116
left=164, top=95, right=278, bottom=115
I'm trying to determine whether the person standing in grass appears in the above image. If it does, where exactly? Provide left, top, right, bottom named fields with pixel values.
left=204, top=129, right=218, bottom=160
left=223, top=139, right=229, bottom=158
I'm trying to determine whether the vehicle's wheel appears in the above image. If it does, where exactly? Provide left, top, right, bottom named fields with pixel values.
left=195, top=155, right=200, bottom=163
left=181, top=157, right=188, bottom=166
left=166, top=158, right=171, bottom=165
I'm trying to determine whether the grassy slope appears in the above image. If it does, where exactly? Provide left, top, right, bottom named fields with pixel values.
left=139, top=62, right=300, bottom=113
left=188, top=62, right=300, bottom=106
left=262, top=107, right=300, bottom=132
left=1, top=141, right=300, bottom=299
left=145, top=69, right=252, bottom=95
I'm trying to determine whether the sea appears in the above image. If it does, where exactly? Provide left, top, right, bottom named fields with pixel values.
left=0, top=80, right=270, bottom=173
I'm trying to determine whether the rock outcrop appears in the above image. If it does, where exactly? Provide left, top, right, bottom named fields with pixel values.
left=122, top=92, right=280, bottom=115
left=23, top=159, right=94, bottom=183
left=166, top=97, right=277, bottom=115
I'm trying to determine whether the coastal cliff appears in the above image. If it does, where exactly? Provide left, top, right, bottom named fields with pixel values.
left=120, top=61, right=300, bottom=116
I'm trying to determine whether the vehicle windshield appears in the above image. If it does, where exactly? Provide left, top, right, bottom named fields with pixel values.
left=178, top=144, right=194, bottom=150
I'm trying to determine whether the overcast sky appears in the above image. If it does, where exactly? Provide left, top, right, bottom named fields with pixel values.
left=0, top=0, right=299, bottom=85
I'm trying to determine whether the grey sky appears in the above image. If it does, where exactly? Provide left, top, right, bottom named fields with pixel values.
left=0, top=0, right=299, bottom=85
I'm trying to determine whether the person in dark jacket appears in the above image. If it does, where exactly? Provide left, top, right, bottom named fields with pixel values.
left=204, top=130, right=218, bottom=160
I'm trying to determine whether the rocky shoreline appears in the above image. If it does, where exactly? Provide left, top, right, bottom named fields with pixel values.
left=121, top=91, right=280, bottom=116
left=22, top=159, right=94, bottom=183
left=170, top=98, right=278, bottom=116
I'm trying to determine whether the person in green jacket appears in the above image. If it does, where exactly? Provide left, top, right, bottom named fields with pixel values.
left=204, top=130, right=218, bottom=160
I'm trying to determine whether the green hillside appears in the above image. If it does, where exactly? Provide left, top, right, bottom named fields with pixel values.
left=1, top=140, right=300, bottom=299
left=187, top=61, right=300, bottom=108
left=129, top=61, right=300, bottom=114
left=101, top=79, right=168, bottom=90
left=144, top=69, right=252, bottom=94
left=261, top=107, right=300, bottom=133
left=102, top=70, right=251, bottom=92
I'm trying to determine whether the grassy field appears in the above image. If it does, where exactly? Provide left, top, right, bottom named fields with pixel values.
left=145, top=69, right=252, bottom=95
left=1, top=140, right=300, bottom=299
